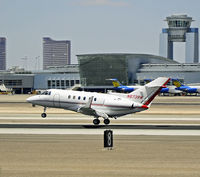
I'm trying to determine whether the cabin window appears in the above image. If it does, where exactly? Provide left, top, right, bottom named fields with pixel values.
left=94, top=98, right=97, bottom=101
left=83, top=97, right=86, bottom=100
left=68, top=95, right=71, bottom=99
left=73, top=96, right=76, bottom=99
left=78, top=96, right=81, bottom=100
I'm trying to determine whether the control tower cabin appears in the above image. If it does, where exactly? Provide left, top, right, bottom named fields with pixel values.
left=159, top=14, right=199, bottom=63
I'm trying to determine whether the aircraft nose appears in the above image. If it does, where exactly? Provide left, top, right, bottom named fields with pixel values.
left=26, top=96, right=35, bottom=103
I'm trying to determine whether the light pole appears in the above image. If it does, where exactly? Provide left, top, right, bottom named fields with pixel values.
left=35, top=56, right=40, bottom=70
left=21, top=56, right=28, bottom=70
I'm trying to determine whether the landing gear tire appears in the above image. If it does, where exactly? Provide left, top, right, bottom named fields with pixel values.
left=93, top=118, right=100, bottom=125
left=41, top=113, right=47, bottom=118
left=104, top=119, right=110, bottom=125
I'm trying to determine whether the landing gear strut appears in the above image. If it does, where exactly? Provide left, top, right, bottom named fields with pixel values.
left=104, top=119, right=110, bottom=125
left=41, top=107, right=47, bottom=118
left=93, top=118, right=100, bottom=125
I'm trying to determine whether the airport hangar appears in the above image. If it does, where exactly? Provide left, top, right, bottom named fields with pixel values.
left=1, top=53, right=200, bottom=93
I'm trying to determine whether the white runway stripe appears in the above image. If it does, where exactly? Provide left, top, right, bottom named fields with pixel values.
left=1, top=128, right=200, bottom=136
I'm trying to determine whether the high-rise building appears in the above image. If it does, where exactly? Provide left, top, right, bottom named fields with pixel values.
left=0, top=37, right=6, bottom=70
left=43, top=37, right=71, bottom=69
left=159, top=14, right=199, bottom=63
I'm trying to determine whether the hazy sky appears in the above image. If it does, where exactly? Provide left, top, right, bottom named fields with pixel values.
left=1, top=0, right=200, bottom=70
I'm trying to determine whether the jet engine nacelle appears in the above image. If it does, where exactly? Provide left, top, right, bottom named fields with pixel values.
left=160, top=88, right=169, bottom=93
left=197, top=88, right=200, bottom=93
left=187, top=88, right=198, bottom=93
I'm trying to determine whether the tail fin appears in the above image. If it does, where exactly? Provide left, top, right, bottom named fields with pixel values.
left=126, top=77, right=170, bottom=106
left=172, top=79, right=183, bottom=88
left=107, top=78, right=122, bottom=87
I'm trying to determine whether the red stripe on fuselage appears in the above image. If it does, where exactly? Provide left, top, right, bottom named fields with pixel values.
left=53, top=100, right=133, bottom=109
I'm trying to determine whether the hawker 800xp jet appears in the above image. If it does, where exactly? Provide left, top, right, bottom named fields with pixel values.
left=27, top=77, right=170, bottom=125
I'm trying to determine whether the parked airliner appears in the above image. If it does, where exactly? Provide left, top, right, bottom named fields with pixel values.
left=109, top=78, right=182, bottom=95
left=172, top=79, right=200, bottom=94
left=27, top=77, right=170, bottom=125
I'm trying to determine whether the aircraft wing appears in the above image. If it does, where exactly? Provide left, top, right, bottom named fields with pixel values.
left=77, top=96, right=109, bottom=118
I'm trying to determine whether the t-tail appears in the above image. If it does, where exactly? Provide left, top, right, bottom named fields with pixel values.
left=172, top=79, right=184, bottom=88
left=107, top=78, right=134, bottom=92
left=107, top=78, right=122, bottom=87
left=126, top=77, right=170, bottom=107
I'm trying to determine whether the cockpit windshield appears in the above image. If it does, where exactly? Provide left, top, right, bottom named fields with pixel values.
left=41, top=91, right=51, bottom=95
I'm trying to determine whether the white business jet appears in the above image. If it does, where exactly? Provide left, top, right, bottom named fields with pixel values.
left=27, top=77, right=170, bottom=125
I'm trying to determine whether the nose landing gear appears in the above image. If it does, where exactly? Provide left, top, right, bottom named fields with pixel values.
left=41, top=113, right=47, bottom=118
left=41, top=107, right=47, bottom=118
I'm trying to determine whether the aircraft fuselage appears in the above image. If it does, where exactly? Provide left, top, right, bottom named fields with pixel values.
left=27, top=89, right=146, bottom=118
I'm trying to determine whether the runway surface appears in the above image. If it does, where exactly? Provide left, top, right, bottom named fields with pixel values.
left=1, top=95, right=200, bottom=176
left=0, top=114, right=200, bottom=136
left=1, top=134, right=200, bottom=177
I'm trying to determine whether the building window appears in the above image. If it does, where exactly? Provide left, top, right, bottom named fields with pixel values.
left=94, top=98, right=97, bottom=101
left=48, top=80, right=51, bottom=87
left=73, top=96, right=76, bottom=99
left=4, top=80, right=22, bottom=86
left=66, top=80, right=69, bottom=86
left=76, top=80, right=80, bottom=84
left=70, top=80, right=74, bottom=86
left=83, top=97, right=86, bottom=100
left=56, top=80, right=60, bottom=87
left=52, top=80, right=55, bottom=87
left=68, top=95, right=71, bottom=99
left=61, top=80, right=64, bottom=87
left=133, top=80, right=138, bottom=84
left=78, top=96, right=81, bottom=100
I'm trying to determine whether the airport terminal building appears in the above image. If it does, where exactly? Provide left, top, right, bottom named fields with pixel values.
left=77, top=53, right=178, bottom=86
left=34, top=65, right=80, bottom=90
left=0, top=65, right=80, bottom=94
left=1, top=53, right=200, bottom=93
left=0, top=70, right=34, bottom=94
left=137, top=63, right=200, bottom=84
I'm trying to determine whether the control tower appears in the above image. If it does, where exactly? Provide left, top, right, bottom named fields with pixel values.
left=159, top=14, right=199, bottom=63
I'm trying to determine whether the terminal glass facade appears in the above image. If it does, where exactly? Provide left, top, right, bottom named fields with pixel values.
left=78, top=54, right=128, bottom=86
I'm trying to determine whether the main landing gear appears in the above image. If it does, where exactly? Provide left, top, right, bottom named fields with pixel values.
left=93, top=118, right=110, bottom=125
left=41, top=107, right=47, bottom=118
left=93, top=118, right=100, bottom=125
left=103, top=119, right=110, bottom=125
